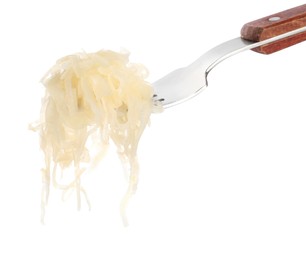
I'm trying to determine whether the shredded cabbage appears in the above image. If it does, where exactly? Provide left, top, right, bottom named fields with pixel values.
left=31, top=50, right=162, bottom=225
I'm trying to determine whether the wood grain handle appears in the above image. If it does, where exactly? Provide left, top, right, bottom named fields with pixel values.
left=241, top=4, right=306, bottom=54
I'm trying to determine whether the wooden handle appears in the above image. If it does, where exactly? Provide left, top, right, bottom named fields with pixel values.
left=241, top=4, right=306, bottom=54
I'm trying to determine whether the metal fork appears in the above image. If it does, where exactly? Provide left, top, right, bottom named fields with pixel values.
left=153, top=5, right=306, bottom=108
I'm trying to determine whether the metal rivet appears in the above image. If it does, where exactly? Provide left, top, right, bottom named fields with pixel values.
left=268, top=16, right=281, bottom=22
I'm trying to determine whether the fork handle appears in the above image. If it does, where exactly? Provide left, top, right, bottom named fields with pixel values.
left=241, top=4, right=306, bottom=54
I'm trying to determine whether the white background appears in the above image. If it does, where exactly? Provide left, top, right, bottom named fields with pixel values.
left=0, top=0, right=305, bottom=259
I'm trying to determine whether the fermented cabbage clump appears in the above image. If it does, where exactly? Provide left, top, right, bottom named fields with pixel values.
left=31, top=50, right=160, bottom=225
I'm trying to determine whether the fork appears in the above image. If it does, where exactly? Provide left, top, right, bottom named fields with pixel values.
left=153, top=4, right=306, bottom=108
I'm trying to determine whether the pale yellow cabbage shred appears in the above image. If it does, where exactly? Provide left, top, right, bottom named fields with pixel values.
left=32, top=50, right=159, bottom=225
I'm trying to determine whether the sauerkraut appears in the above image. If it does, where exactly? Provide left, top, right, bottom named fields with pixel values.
left=31, top=50, right=161, bottom=225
